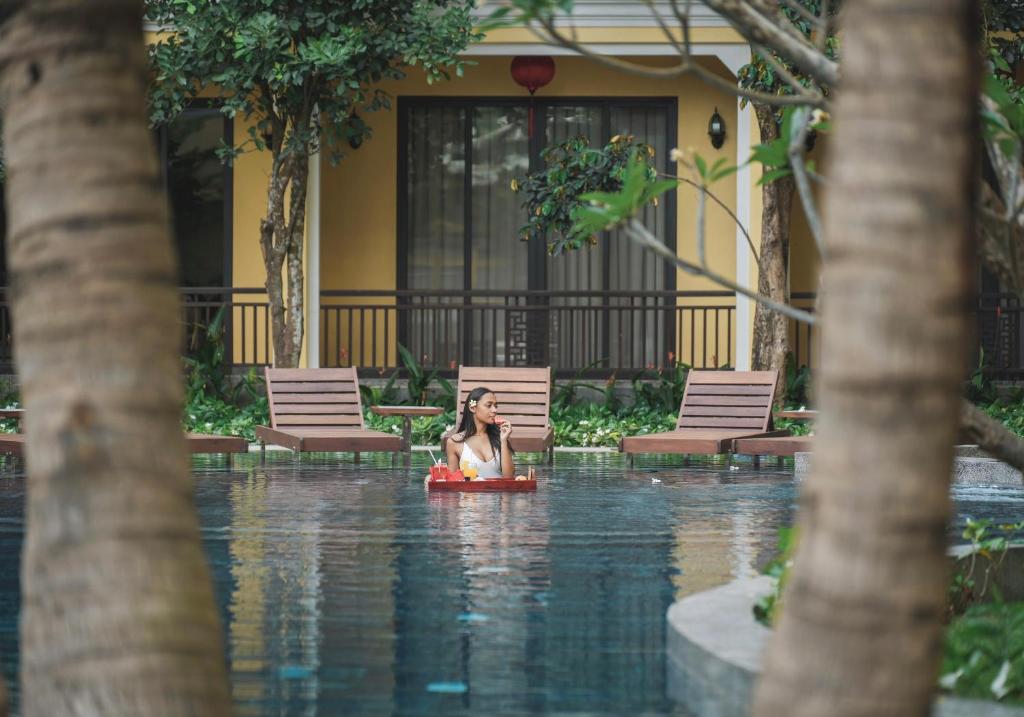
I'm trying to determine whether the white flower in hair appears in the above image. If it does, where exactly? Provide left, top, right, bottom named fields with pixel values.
left=468, top=399, right=478, bottom=409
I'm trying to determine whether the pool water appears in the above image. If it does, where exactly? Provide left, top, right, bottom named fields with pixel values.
left=0, top=453, right=1022, bottom=715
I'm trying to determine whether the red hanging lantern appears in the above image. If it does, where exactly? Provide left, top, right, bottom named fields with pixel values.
left=511, top=56, right=555, bottom=137
left=510, top=55, right=556, bottom=95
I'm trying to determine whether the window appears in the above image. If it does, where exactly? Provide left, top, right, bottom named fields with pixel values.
left=0, top=179, right=6, bottom=286
left=155, top=105, right=233, bottom=288
left=0, top=108, right=232, bottom=290
left=399, top=97, right=676, bottom=367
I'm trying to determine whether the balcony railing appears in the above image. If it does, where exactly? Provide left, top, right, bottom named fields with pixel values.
left=320, top=289, right=738, bottom=376
left=0, top=287, right=1017, bottom=377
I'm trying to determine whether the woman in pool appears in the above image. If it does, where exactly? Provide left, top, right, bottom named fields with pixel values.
left=445, top=386, right=515, bottom=480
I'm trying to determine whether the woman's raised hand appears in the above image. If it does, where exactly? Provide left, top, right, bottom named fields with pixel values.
left=498, top=419, right=513, bottom=441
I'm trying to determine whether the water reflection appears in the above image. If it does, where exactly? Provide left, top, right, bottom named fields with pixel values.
left=226, top=469, right=325, bottom=716
left=666, top=470, right=793, bottom=599
left=2, top=455, right=940, bottom=715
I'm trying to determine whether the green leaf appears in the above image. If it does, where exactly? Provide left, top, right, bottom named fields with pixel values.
left=758, top=167, right=794, bottom=186
left=710, top=164, right=740, bottom=183
left=986, top=73, right=1014, bottom=110
left=694, top=153, right=708, bottom=180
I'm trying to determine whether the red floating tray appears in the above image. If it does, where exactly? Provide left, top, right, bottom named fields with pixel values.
left=428, top=478, right=537, bottom=492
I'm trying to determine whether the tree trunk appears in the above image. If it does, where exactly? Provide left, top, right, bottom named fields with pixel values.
left=285, top=153, right=308, bottom=368
left=961, top=400, right=1024, bottom=472
left=751, top=102, right=796, bottom=407
left=260, top=147, right=308, bottom=368
left=0, top=2, right=232, bottom=714
left=753, top=2, right=979, bottom=716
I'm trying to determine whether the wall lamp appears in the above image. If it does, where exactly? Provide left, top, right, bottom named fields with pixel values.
left=708, top=107, right=726, bottom=149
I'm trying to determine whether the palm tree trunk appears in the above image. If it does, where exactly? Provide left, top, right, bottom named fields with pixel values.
left=751, top=103, right=795, bottom=406
left=0, top=1, right=232, bottom=714
left=752, top=1, right=979, bottom=716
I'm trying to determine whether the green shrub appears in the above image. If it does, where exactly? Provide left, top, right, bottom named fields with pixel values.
left=362, top=401, right=677, bottom=450
left=941, top=602, right=1024, bottom=704
left=783, top=352, right=811, bottom=407
left=753, top=527, right=796, bottom=627
left=0, top=376, right=20, bottom=434
left=982, top=401, right=1024, bottom=437
left=184, top=393, right=268, bottom=442
left=631, top=361, right=690, bottom=413
left=551, top=403, right=676, bottom=448
left=364, top=407, right=457, bottom=446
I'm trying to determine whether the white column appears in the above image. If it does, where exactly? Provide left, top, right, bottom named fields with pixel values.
left=306, top=144, right=321, bottom=368
left=707, top=45, right=753, bottom=371
left=734, top=100, right=753, bottom=371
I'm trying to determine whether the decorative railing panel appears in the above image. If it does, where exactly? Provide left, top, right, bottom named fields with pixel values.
left=320, top=290, right=736, bottom=376
left=0, top=287, right=948, bottom=378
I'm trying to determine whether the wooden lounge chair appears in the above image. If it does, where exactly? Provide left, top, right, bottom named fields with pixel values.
left=450, top=366, right=554, bottom=463
left=255, top=367, right=402, bottom=460
left=732, top=435, right=814, bottom=468
left=0, top=432, right=248, bottom=464
left=619, top=370, right=787, bottom=462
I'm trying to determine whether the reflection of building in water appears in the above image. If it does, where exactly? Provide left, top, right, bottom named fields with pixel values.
left=393, top=487, right=551, bottom=713
left=228, top=471, right=323, bottom=717
left=392, top=490, right=471, bottom=710
left=229, top=472, right=270, bottom=712
left=539, top=488, right=675, bottom=711
left=458, top=492, right=550, bottom=709
left=316, top=478, right=399, bottom=713
left=671, top=512, right=736, bottom=599
left=670, top=486, right=793, bottom=599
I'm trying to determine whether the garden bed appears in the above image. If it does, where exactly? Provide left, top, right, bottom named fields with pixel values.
left=666, top=574, right=1024, bottom=717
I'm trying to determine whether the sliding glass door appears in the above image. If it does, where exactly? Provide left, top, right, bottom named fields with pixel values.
left=399, top=97, right=676, bottom=370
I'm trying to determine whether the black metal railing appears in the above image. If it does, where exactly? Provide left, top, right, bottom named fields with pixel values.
left=977, top=292, right=1024, bottom=377
left=791, top=292, right=817, bottom=370
left=319, top=290, right=737, bottom=376
left=2, top=286, right=1018, bottom=378
left=181, top=287, right=272, bottom=366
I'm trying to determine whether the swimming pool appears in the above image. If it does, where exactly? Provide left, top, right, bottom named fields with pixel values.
left=0, top=453, right=1021, bottom=715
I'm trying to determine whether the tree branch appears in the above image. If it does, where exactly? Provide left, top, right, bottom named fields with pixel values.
left=752, top=42, right=813, bottom=98
left=667, top=173, right=760, bottom=263
left=779, top=0, right=823, bottom=29
left=703, top=0, right=839, bottom=86
left=530, top=15, right=827, bottom=108
left=787, top=109, right=827, bottom=258
left=815, top=0, right=832, bottom=55
left=623, top=219, right=816, bottom=325
left=961, top=400, right=1024, bottom=478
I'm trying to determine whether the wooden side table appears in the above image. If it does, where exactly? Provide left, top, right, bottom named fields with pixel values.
left=775, top=409, right=818, bottom=421
left=0, top=409, right=24, bottom=426
left=370, top=405, right=444, bottom=466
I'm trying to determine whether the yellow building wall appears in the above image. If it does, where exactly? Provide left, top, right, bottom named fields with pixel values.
left=744, top=114, right=822, bottom=372
left=146, top=24, right=822, bottom=370
left=230, top=121, right=277, bottom=366
left=320, top=55, right=747, bottom=369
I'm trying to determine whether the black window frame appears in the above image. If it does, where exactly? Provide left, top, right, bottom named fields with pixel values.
left=396, top=96, right=678, bottom=295
left=155, top=99, right=234, bottom=289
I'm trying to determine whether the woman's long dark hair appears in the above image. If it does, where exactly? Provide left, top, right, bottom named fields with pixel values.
left=452, top=386, right=511, bottom=459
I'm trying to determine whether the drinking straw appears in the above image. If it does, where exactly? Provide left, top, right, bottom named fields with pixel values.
left=427, top=448, right=440, bottom=465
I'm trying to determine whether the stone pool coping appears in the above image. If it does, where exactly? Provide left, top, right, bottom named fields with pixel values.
left=229, top=444, right=620, bottom=454
left=795, top=445, right=1024, bottom=487
left=666, top=577, right=1024, bottom=717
